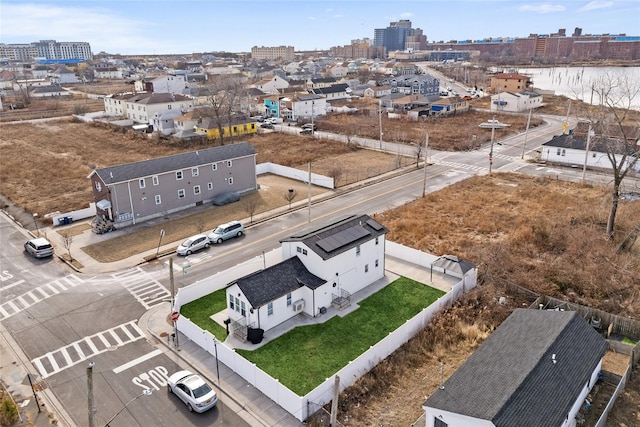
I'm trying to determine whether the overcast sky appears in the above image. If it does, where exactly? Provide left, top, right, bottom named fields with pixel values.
left=2, top=1, right=638, bottom=55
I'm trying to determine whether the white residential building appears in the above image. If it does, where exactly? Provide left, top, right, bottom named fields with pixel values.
left=491, top=91, right=543, bottom=113
left=103, top=92, right=195, bottom=124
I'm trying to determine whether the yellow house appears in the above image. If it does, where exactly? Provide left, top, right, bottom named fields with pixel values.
left=195, top=116, right=258, bottom=141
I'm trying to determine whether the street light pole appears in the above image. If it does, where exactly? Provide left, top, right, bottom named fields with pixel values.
left=103, top=389, right=152, bottom=426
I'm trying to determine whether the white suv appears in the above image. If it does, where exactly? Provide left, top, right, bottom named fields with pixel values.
left=24, top=238, right=54, bottom=258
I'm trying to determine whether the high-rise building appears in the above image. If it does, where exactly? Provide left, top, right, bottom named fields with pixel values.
left=0, top=40, right=92, bottom=61
left=373, top=20, right=426, bottom=57
left=251, top=46, right=295, bottom=61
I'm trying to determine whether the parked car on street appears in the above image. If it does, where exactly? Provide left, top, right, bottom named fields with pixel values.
left=260, top=123, right=274, bottom=129
left=176, top=234, right=209, bottom=256
left=24, top=238, right=54, bottom=258
left=208, top=220, right=244, bottom=244
left=301, top=123, right=317, bottom=131
left=167, top=370, right=217, bottom=413
left=300, top=128, right=313, bottom=135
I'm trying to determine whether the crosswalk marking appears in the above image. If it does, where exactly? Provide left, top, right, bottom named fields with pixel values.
left=31, top=321, right=145, bottom=379
left=112, top=267, right=171, bottom=310
left=0, top=274, right=84, bottom=321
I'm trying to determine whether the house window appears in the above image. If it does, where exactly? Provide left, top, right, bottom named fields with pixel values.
left=94, top=181, right=102, bottom=192
left=375, top=259, right=379, bottom=268
left=267, top=302, right=273, bottom=316
left=356, top=245, right=361, bottom=256
left=375, top=236, right=379, bottom=245
left=562, top=149, right=566, bottom=156
left=178, top=189, right=185, bottom=199
left=302, top=249, right=307, bottom=255
left=228, top=177, right=234, bottom=185
left=152, top=175, right=159, bottom=186
left=139, top=178, right=145, bottom=189
left=155, top=195, right=161, bottom=205
left=592, top=153, right=596, bottom=158
left=176, top=171, right=183, bottom=180
left=193, top=185, right=201, bottom=195
left=207, top=182, right=213, bottom=190
left=365, top=264, right=369, bottom=273
left=234, top=296, right=240, bottom=312
left=240, top=301, right=246, bottom=317
left=191, top=167, right=199, bottom=177
left=227, top=160, right=233, bottom=167
left=297, top=247, right=302, bottom=253
left=168, top=105, right=172, bottom=109
left=212, top=164, right=218, bottom=171
left=434, top=419, right=448, bottom=427
left=287, top=293, right=292, bottom=306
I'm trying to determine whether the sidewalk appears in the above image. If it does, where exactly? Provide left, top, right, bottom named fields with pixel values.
left=141, top=302, right=304, bottom=427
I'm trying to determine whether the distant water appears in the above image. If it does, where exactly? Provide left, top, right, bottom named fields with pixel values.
left=516, top=66, right=640, bottom=110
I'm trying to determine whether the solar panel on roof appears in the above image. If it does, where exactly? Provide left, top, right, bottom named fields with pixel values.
left=316, top=225, right=370, bottom=253
left=366, top=219, right=384, bottom=231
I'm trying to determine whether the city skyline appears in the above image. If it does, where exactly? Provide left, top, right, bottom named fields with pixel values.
left=2, top=0, right=639, bottom=55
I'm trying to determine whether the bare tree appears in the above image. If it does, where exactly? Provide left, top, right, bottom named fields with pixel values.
left=204, top=75, right=245, bottom=145
left=578, top=72, right=640, bottom=238
left=284, top=189, right=297, bottom=210
left=413, top=142, right=423, bottom=168
left=245, top=198, right=259, bottom=223
left=194, top=218, right=206, bottom=234
left=61, top=233, right=73, bottom=262
left=327, top=167, right=343, bottom=187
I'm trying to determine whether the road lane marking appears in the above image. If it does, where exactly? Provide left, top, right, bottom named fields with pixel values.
left=113, top=349, right=163, bottom=374
left=1, top=279, right=25, bottom=292
left=31, top=321, right=145, bottom=379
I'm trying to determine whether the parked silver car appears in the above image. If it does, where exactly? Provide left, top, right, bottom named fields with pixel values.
left=167, top=370, right=217, bottom=413
left=24, top=238, right=54, bottom=258
left=176, top=234, right=209, bottom=256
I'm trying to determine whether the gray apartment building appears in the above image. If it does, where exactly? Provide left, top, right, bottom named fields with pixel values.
left=88, top=143, right=257, bottom=228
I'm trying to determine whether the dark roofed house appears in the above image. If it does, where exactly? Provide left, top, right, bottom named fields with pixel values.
left=422, top=308, right=608, bottom=427
left=311, top=83, right=351, bottom=101
left=87, top=142, right=256, bottom=231
left=226, top=215, right=388, bottom=336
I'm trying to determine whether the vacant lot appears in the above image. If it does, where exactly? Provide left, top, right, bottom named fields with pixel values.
left=332, top=173, right=640, bottom=425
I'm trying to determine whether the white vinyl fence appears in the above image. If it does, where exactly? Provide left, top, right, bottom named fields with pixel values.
left=174, top=244, right=476, bottom=421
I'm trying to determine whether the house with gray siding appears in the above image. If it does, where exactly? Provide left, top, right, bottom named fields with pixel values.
left=88, top=143, right=257, bottom=229
left=422, top=309, right=608, bottom=427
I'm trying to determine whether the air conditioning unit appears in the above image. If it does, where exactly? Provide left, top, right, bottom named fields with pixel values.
left=293, top=299, right=305, bottom=312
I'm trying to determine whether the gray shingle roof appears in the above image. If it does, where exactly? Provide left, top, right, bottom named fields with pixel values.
left=423, top=309, right=608, bottom=427
left=281, top=214, right=388, bottom=260
left=542, top=133, right=617, bottom=154
left=312, top=84, right=349, bottom=95
left=92, top=142, right=255, bottom=185
left=234, top=257, right=325, bottom=308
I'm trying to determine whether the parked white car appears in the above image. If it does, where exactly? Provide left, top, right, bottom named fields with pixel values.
left=176, top=234, right=209, bottom=256
left=167, top=370, right=217, bottom=413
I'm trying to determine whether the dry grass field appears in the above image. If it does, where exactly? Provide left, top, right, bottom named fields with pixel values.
left=333, top=173, right=640, bottom=426
left=2, top=87, right=639, bottom=425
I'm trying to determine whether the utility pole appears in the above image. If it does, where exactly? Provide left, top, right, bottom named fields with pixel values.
left=169, top=258, right=178, bottom=349
left=422, top=132, right=429, bottom=198
left=330, top=375, right=340, bottom=426
left=489, top=115, right=496, bottom=175
left=582, top=124, right=593, bottom=184
left=87, top=361, right=95, bottom=427
left=307, top=162, right=311, bottom=225
left=521, top=107, right=533, bottom=159
left=378, top=100, right=383, bottom=150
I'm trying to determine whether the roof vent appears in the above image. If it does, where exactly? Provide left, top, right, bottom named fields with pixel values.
left=110, top=172, right=113, bottom=178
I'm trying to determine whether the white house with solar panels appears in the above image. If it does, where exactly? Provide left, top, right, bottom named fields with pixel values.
left=225, top=215, right=387, bottom=337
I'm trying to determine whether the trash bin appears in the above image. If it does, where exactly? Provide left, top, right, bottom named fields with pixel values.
left=58, top=218, right=65, bottom=226
left=66, top=217, right=73, bottom=224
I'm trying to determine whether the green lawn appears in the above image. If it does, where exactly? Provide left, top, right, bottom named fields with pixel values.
left=180, top=277, right=445, bottom=395
left=180, top=288, right=228, bottom=339
left=236, top=277, right=444, bottom=395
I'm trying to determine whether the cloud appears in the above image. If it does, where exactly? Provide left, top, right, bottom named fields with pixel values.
left=399, top=12, right=414, bottom=18
left=579, top=1, right=614, bottom=12
left=1, top=3, right=170, bottom=54
left=519, top=4, right=566, bottom=13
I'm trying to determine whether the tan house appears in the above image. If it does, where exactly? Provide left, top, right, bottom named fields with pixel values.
left=490, top=73, right=532, bottom=94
